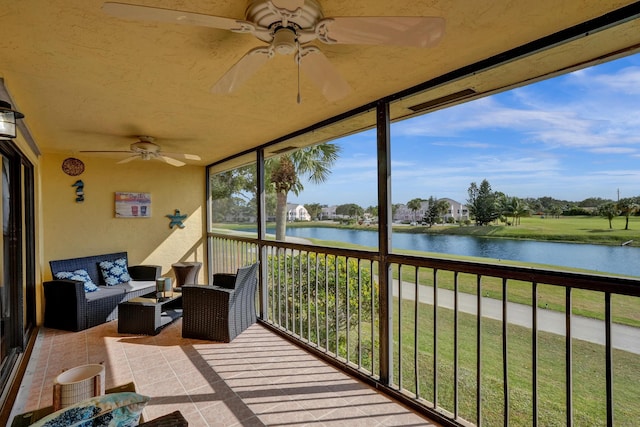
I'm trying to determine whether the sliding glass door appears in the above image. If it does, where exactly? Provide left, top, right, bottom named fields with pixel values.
left=0, top=140, right=35, bottom=396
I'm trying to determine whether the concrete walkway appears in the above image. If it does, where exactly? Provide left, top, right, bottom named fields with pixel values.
left=394, top=280, right=640, bottom=355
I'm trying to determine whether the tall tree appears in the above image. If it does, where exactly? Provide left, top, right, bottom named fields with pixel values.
left=422, top=197, right=450, bottom=227
left=616, top=197, right=639, bottom=230
left=365, top=205, right=378, bottom=217
left=304, top=203, right=323, bottom=220
left=499, top=195, right=528, bottom=226
left=548, top=205, right=563, bottom=219
left=269, top=144, right=340, bottom=240
left=336, top=203, right=363, bottom=219
left=406, top=198, right=424, bottom=222
left=467, top=179, right=499, bottom=226
left=512, top=198, right=529, bottom=226
left=598, top=202, right=619, bottom=229
left=210, top=166, right=256, bottom=222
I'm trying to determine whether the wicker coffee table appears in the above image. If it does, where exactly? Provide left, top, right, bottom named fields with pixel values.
left=118, top=293, right=182, bottom=335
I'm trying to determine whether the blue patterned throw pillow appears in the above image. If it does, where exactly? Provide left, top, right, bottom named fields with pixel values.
left=30, top=392, right=150, bottom=427
left=99, top=258, right=131, bottom=286
left=54, top=269, right=99, bottom=292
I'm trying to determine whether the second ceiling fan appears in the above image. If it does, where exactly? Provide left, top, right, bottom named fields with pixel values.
left=81, top=136, right=201, bottom=167
left=102, top=0, right=445, bottom=102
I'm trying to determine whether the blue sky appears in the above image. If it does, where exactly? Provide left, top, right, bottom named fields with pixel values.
left=295, top=53, right=640, bottom=208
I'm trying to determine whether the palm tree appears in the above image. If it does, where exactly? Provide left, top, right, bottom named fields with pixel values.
left=617, top=197, right=639, bottom=230
left=598, top=202, right=619, bottom=229
left=407, top=198, right=423, bottom=223
left=549, top=205, right=563, bottom=219
left=506, top=196, right=528, bottom=226
left=269, top=144, right=340, bottom=241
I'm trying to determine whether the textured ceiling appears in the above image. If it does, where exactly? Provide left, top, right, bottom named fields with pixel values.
left=1, top=1, right=639, bottom=167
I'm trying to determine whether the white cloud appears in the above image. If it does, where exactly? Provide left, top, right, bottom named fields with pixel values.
left=588, top=147, right=638, bottom=154
left=570, top=65, right=640, bottom=94
left=297, top=55, right=640, bottom=206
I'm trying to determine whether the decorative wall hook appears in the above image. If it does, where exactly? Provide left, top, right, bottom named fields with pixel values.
left=72, top=180, right=84, bottom=202
left=166, top=209, right=187, bottom=229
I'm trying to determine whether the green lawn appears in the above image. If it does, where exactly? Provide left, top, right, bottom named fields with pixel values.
left=393, top=215, right=640, bottom=247
left=391, top=297, right=640, bottom=426
left=393, top=266, right=640, bottom=327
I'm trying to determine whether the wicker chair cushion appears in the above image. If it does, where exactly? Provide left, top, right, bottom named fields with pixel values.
left=99, top=258, right=132, bottom=286
left=54, top=269, right=99, bottom=292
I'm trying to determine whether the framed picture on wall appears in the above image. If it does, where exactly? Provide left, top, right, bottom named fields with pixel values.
left=115, top=192, right=151, bottom=218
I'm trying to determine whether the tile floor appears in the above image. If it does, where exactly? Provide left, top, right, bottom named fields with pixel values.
left=11, top=319, right=439, bottom=426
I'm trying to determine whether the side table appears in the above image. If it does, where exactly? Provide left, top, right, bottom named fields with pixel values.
left=172, top=262, right=202, bottom=288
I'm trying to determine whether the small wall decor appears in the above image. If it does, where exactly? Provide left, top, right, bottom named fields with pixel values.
left=62, top=157, right=85, bottom=176
left=166, top=209, right=187, bottom=229
left=114, top=192, right=151, bottom=218
left=72, top=180, right=84, bottom=202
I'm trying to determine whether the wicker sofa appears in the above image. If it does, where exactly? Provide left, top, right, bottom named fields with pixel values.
left=182, top=262, right=259, bottom=342
left=44, top=252, right=161, bottom=331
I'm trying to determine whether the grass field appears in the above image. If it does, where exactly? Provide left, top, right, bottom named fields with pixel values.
left=391, top=297, right=640, bottom=426
left=392, top=215, right=640, bottom=247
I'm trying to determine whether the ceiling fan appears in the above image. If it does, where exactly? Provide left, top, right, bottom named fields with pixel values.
left=102, top=0, right=445, bottom=102
left=80, top=136, right=201, bottom=167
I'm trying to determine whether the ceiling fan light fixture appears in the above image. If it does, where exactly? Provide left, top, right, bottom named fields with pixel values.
left=273, top=27, right=297, bottom=55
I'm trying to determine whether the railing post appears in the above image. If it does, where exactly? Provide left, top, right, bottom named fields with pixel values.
left=377, top=99, right=393, bottom=385
left=257, top=148, right=267, bottom=320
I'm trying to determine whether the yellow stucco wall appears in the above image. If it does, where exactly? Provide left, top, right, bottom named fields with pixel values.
left=41, top=153, right=207, bottom=315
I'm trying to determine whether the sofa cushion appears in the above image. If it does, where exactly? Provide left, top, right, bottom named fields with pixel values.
left=99, top=258, right=132, bottom=286
left=54, top=269, right=99, bottom=293
left=86, top=286, right=126, bottom=302
left=30, top=391, right=150, bottom=427
left=109, top=281, right=156, bottom=293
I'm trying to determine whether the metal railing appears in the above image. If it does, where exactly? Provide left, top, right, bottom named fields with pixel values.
left=209, top=233, right=640, bottom=427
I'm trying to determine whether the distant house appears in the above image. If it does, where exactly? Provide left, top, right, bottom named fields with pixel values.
left=287, top=203, right=311, bottom=221
left=440, top=198, right=469, bottom=221
left=393, top=201, right=429, bottom=223
left=320, top=205, right=337, bottom=220
left=393, top=198, right=468, bottom=223
left=320, top=205, right=350, bottom=220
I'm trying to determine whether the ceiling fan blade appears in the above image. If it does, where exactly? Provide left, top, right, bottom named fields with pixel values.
left=159, top=156, right=186, bottom=167
left=271, top=0, right=305, bottom=11
left=117, top=155, right=140, bottom=164
left=102, top=2, right=256, bottom=33
left=79, top=150, right=132, bottom=153
left=298, top=47, right=352, bottom=102
left=162, top=152, right=202, bottom=161
left=316, top=16, right=445, bottom=47
left=211, top=47, right=272, bottom=94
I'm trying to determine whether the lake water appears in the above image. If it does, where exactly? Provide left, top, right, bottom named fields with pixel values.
left=273, top=227, right=640, bottom=277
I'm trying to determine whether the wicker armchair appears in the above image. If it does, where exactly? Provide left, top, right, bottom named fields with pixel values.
left=182, top=262, right=259, bottom=342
